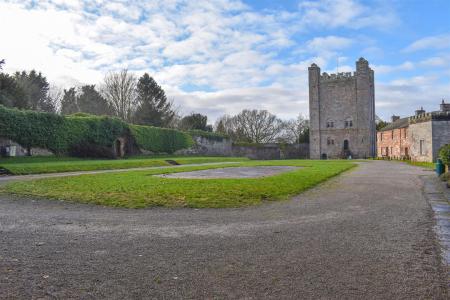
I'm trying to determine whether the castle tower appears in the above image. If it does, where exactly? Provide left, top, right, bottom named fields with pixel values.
left=308, top=58, right=376, bottom=159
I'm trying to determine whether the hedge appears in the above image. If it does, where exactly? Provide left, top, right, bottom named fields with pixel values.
left=0, top=105, right=66, bottom=152
left=0, top=105, right=193, bottom=156
left=130, top=124, right=193, bottom=153
left=439, top=144, right=450, bottom=165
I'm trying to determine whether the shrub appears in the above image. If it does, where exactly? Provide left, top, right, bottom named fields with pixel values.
left=130, top=124, right=193, bottom=153
left=439, top=144, right=450, bottom=165
left=439, top=172, right=450, bottom=182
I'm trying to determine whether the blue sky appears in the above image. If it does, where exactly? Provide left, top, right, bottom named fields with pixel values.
left=0, top=0, right=449, bottom=122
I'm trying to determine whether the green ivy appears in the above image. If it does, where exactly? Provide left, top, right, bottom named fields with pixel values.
left=130, top=124, right=193, bottom=153
left=439, top=144, right=450, bottom=165
left=0, top=105, right=193, bottom=156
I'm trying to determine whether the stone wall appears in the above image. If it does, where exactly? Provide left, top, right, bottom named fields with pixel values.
left=176, top=136, right=310, bottom=160
left=231, top=143, right=310, bottom=160
left=175, top=136, right=233, bottom=156
left=281, top=144, right=310, bottom=159
left=232, top=144, right=281, bottom=160
left=432, top=120, right=450, bottom=161
left=408, top=121, right=433, bottom=162
left=0, top=138, right=53, bottom=157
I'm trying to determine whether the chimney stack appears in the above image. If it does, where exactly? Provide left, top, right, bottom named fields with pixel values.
left=415, top=107, right=425, bottom=116
left=391, top=115, right=400, bottom=122
left=440, top=99, right=450, bottom=112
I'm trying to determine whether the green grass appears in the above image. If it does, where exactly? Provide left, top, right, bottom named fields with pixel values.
left=0, top=160, right=356, bottom=208
left=0, top=155, right=249, bottom=175
left=405, top=161, right=435, bottom=169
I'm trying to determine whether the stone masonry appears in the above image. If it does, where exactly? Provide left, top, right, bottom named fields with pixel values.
left=309, top=58, right=376, bottom=159
left=377, top=100, right=450, bottom=162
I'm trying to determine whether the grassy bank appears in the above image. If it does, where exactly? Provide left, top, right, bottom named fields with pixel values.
left=0, top=156, right=249, bottom=175
left=0, top=160, right=355, bottom=208
left=405, top=161, right=435, bottom=169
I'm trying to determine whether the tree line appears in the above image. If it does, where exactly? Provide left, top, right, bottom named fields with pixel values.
left=0, top=59, right=309, bottom=144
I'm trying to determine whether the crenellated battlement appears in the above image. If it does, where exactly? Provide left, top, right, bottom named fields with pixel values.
left=320, top=72, right=355, bottom=81
left=409, top=110, right=450, bottom=124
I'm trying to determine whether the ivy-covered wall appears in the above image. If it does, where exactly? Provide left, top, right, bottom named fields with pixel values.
left=0, top=105, right=193, bottom=157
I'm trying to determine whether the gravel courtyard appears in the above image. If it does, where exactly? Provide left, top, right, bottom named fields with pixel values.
left=0, top=161, right=447, bottom=299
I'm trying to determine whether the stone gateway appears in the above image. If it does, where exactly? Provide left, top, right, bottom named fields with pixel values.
left=308, top=58, right=376, bottom=159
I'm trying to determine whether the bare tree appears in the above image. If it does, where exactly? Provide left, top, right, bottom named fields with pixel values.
left=281, top=114, right=309, bottom=143
left=218, top=109, right=283, bottom=143
left=47, top=85, right=64, bottom=113
left=102, top=69, right=137, bottom=122
left=215, top=114, right=245, bottom=141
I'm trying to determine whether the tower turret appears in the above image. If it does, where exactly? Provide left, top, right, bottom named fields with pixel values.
left=308, top=63, right=321, bottom=158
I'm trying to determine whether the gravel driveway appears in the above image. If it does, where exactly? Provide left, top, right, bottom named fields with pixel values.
left=0, top=161, right=447, bottom=299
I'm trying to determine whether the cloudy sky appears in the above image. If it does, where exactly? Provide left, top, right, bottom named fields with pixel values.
left=1, top=0, right=449, bottom=122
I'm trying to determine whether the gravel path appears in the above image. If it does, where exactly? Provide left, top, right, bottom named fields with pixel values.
left=0, top=161, right=447, bottom=299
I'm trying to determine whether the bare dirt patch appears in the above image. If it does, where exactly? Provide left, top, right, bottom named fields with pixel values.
left=156, top=166, right=300, bottom=179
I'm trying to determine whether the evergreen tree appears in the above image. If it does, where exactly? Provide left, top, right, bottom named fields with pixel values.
left=134, top=73, right=174, bottom=127
left=60, top=87, right=78, bottom=115
left=0, top=73, right=26, bottom=108
left=180, top=113, right=209, bottom=131
left=14, top=70, right=54, bottom=112
left=77, top=85, right=112, bottom=116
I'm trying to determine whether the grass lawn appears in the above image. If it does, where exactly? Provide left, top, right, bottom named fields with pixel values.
left=0, top=155, right=249, bottom=175
left=0, top=160, right=356, bottom=208
left=405, top=161, right=435, bottom=169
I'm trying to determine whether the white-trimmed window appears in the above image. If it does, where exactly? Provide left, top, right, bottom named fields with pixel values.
left=344, top=117, right=353, bottom=128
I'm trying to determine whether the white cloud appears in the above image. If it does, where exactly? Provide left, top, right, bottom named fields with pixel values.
left=404, top=34, right=450, bottom=52
left=0, top=0, right=447, bottom=123
left=298, top=0, right=397, bottom=29
left=372, top=61, right=415, bottom=74
left=306, top=36, right=353, bottom=52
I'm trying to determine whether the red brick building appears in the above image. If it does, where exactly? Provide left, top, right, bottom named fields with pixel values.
left=377, top=116, right=410, bottom=159
left=377, top=101, right=450, bottom=162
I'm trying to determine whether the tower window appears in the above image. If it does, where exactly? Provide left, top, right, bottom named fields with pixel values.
left=420, top=140, right=425, bottom=155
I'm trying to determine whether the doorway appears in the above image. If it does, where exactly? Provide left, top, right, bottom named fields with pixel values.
left=115, top=139, right=124, bottom=158
left=343, top=140, right=349, bottom=151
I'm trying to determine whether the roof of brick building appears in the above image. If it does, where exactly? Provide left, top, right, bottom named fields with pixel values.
left=378, top=117, right=409, bottom=132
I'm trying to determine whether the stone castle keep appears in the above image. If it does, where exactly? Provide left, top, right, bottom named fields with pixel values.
left=308, top=58, right=376, bottom=159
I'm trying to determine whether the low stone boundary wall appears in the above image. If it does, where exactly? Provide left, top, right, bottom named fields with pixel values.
left=176, top=135, right=310, bottom=160
left=232, top=143, right=309, bottom=160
